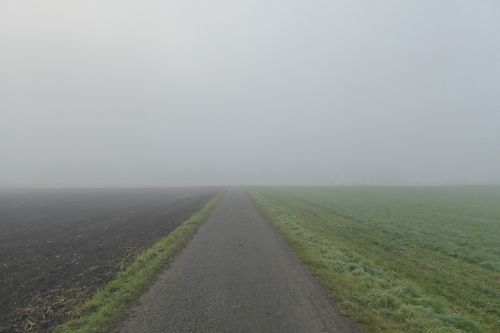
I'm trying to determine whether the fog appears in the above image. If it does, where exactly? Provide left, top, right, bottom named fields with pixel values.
left=1, top=0, right=499, bottom=187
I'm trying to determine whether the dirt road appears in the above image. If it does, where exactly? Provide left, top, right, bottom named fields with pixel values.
left=120, top=189, right=358, bottom=333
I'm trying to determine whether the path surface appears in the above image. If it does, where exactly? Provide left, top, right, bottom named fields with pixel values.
left=120, top=189, right=358, bottom=333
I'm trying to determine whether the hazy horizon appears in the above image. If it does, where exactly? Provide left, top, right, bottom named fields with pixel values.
left=2, top=183, right=500, bottom=191
left=2, top=0, right=500, bottom=187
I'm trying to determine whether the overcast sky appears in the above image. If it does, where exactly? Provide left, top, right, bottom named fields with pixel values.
left=1, top=0, right=499, bottom=187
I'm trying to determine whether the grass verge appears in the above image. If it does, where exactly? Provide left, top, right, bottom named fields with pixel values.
left=54, top=192, right=222, bottom=333
left=248, top=188, right=497, bottom=333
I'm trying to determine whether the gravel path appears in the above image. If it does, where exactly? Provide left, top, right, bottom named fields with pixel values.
left=119, top=189, right=359, bottom=333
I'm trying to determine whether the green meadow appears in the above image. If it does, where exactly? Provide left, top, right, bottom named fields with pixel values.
left=249, top=186, right=500, bottom=333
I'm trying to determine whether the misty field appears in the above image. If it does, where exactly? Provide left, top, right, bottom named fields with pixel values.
left=0, top=188, right=217, bottom=333
left=250, top=186, right=500, bottom=333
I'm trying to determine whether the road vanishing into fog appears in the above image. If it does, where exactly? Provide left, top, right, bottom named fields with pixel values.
left=120, top=189, right=359, bottom=333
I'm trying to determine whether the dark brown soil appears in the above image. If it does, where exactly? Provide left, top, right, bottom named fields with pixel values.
left=0, top=188, right=218, bottom=333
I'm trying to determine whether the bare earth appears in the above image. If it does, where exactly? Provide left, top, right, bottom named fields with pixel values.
left=0, top=188, right=217, bottom=333
left=120, top=189, right=359, bottom=333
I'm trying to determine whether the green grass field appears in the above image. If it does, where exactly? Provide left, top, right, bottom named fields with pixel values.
left=249, top=186, right=500, bottom=333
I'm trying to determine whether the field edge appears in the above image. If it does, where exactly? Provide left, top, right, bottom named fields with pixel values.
left=54, top=191, right=223, bottom=333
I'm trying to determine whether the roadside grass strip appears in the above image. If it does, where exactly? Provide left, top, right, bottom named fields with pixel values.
left=54, top=193, right=222, bottom=333
left=249, top=190, right=485, bottom=333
